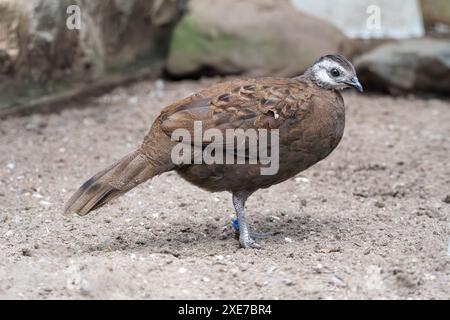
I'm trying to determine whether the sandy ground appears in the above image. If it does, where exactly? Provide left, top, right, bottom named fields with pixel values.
left=0, top=78, right=449, bottom=300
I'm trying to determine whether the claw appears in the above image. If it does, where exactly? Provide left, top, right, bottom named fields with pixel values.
left=239, top=236, right=261, bottom=249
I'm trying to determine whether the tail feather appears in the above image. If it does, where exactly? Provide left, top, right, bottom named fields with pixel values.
left=65, top=150, right=157, bottom=216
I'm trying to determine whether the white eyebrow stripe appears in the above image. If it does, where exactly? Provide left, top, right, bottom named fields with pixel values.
left=319, top=60, right=346, bottom=74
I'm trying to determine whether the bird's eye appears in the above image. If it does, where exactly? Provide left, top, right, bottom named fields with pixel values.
left=330, top=68, right=340, bottom=77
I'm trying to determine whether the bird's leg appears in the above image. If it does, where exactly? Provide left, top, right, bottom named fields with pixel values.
left=232, top=192, right=260, bottom=249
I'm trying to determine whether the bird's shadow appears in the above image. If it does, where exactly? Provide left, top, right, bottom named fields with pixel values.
left=84, top=213, right=349, bottom=255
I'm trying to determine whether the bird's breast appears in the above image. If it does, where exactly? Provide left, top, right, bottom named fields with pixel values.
left=282, top=92, right=345, bottom=161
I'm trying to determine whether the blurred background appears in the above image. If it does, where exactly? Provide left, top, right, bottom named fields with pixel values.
left=1, top=0, right=449, bottom=115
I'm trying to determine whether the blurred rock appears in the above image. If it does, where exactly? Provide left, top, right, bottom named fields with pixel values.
left=0, top=0, right=27, bottom=76
left=341, top=39, right=393, bottom=60
left=421, top=0, right=450, bottom=27
left=166, top=0, right=346, bottom=78
left=355, top=39, right=450, bottom=94
left=0, top=0, right=184, bottom=110
left=0, top=0, right=183, bottom=81
left=291, top=0, right=424, bottom=39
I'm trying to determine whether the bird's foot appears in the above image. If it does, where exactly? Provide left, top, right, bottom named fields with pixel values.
left=239, top=234, right=260, bottom=249
left=232, top=218, right=273, bottom=240
left=233, top=219, right=261, bottom=248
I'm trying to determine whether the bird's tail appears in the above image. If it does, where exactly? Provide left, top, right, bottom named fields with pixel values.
left=65, top=149, right=162, bottom=216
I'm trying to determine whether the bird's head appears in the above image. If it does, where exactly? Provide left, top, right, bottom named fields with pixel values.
left=309, top=54, right=363, bottom=92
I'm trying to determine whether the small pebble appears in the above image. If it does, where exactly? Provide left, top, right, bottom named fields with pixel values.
left=21, top=248, right=32, bottom=257
left=375, top=201, right=385, bottom=208
left=295, top=177, right=309, bottom=183
left=282, top=279, right=295, bottom=286
left=39, top=200, right=52, bottom=207
left=128, top=96, right=138, bottom=104
left=266, top=265, right=277, bottom=274
left=178, top=267, right=188, bottom=274
left=32, top=192, right=44, bottom=199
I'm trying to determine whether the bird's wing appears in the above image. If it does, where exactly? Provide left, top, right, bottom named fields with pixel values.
left=159, top=78, right=310, bottom=147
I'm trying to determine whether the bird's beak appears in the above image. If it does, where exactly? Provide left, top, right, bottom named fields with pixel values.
left=345, top=77, right=364, bottom=92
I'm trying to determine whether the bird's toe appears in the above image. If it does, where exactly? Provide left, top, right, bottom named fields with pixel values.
left=239, top=236, right=261, bottom=249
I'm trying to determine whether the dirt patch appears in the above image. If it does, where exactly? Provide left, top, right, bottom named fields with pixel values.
left=0, top=79, right=449, bottom=299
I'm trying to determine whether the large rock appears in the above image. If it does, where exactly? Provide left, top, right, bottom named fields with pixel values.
left=421, top=0, right=450, bottom=26
left=355, top=39, right=450, bottom=94
left=0, top=0, right=27, bottom=76
left=290, top=0, right=424, bottom=39
left=0, top=0, right=183, bottom=109
left=166, top=0, right=346, bottom=78
left=340, top=39, right=393, bottom=60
